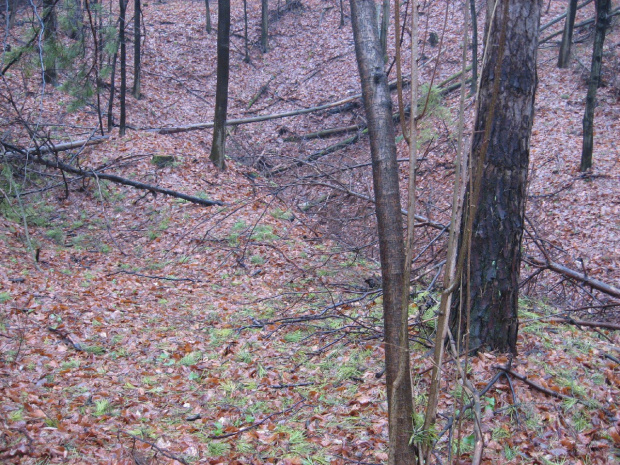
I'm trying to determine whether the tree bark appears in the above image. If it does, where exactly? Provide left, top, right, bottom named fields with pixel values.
left=558, top=0, right=578, bottom=68
left=133, top=0, right=141, bottom=98
left=210, top=0, right=230, bottom=170
left=43, top=0, right=57, bottom=85
left=581, top=0, right=611, bottom=171
left=119, top=0, right=127, bottom=135
left=349, top=1, right=418, bottom=464
left=454, top=0, right=541, bottom=354
left=205, top=0, right=212, bottom=33
left=470, top=0, right=478, bottom=93
left=261, top=0, right=268, bottom=53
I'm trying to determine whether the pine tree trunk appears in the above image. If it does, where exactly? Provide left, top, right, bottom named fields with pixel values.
left=581, top=0, right=610, bottom=171
left=454, top=0, right=541, bottom=354
left=210, top=0, right=230, bottom=170
left=350, top=0, right=418, bottom=463
left=133, top=0, right=141, bottom=98
left=558, top=0, right=578, bottom=68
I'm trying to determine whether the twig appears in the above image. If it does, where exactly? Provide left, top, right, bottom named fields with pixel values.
left=106, top=270, right=204, bottom=283
left=496, top=367, right=572, bottom=401
left=206, top=398, right=307, bottom=439
left=118, top=431, right=189, bottom=465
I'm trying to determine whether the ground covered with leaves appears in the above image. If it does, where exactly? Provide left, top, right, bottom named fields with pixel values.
left=1, top=0, right=619, bottom=463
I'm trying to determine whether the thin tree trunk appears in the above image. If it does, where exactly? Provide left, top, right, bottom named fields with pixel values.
left=454, top=0, right=541, bottom=354
left=243, top=0, right=250, bottom=63
left=349, top=1, right=418, bottom=463
left=210, top=0, right=230, bottom=170
left=119, top=0, right=127, bottom=135
left=379, top=0, right=389, bottom=63
left=133, top=0, right=141, bottom=98
left=261, top=0, right=268, bottom=53
left=107, top=50, right=118, bottom=132
left=470, top=0, right=478, bottom=93
left=205, top=0, right=211, bottom=33
left=581, top=0, right=610, bottom=171
left=558, top=0, right=578, bottom=68
left=43, top=0, right=57, bottom=85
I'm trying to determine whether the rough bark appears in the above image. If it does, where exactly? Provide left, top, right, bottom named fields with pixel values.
left=349, top=0, right=418, bottom=463
left=558, top=0, right=578, bottom=68
left=581, top=0, right=611, bottom=171
left=454, top=0, right=541, bottom=354
left=209, top=0, right=230, bottom=170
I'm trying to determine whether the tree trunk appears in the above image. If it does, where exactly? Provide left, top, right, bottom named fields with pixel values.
left=205, top=0, right=212, bottom=33
left=261, top=0, right=268, bottom=53
left=210, top=0, right=230, bottom=170
left=581, top=0, right=610, bottom=171
left=107, top=50, right=118, bottom=132
left=379, top=0, right=389, bottom=63
left=119, top=0, right=127, bottom=135
left=470, top=0, right=478, bottom=93
left=43, top=0, right=57, bottom=85
left=454, top=0, right=541, bottom=354
left=349, top=1, right=418, bottom=464
left=558, top=0, right=578, bottom=68
left=243, top=0, right=250, bottom=63
left=133, top=0, right=141, bottom=98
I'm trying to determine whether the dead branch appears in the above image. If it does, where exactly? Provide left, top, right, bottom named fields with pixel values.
left=118, top=431, right=189, bottom=465
left=497, top=367, right=572, bottom=401
left=539, top=7, right=620, bottom=44
left=5, top=150, right=223, bottom=207
left=539, top=0, right=593, bottom=33
left=524, top=255, right=620, bottom=299
left=2, top=136, right=108, bottom=158
left=545, top=317, right=620, bottom=331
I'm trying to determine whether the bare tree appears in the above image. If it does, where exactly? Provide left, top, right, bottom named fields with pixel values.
left=210, top=0, right=230, bottom=170
left=349, top=0, right=418, bottom=463
left=133, top=0, right=141, bottom=98
left=261, top=0, right=268, bottom=53
left=119, top=0, right=127, bottom=135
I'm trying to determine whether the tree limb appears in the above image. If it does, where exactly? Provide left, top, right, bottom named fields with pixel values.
left=524, top=255, right=620, bottom=299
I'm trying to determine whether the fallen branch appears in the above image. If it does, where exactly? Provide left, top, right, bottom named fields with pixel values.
left=7, top=150, right=223, bottom=207
left=540, top=7, right=620, bottom=44
left=545, top=317, right=620, bottom=331
left=539, top=0, right=593, bottom=33
left=497, top=367, right=571, bottom=401
left=206, top=398, right=307, bottom=439
left=2, top=136, right=108, bottom=158
left=524, top=255, right=620, bottom=299
left=118, top=431, right=189, bottom=465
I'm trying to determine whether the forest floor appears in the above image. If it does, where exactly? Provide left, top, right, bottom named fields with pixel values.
left=1, top=0, right=619, bottom=464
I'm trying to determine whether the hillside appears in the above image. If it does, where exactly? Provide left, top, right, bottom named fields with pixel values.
left=1, top=0, right=619, bottom=463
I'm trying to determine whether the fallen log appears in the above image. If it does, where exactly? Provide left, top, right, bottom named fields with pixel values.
left=545, top=317, right=620, bottom=331
left=524, top=255, right=620, bottom=299
left=5, top=150, right=223, bottom=207
left=2, top=136, right=108, bottom=158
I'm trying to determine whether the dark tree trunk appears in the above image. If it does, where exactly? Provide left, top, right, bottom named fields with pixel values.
left=209, top=0, right=230, bottom=170
left=205, top=0, right=211, bottom=33
left=581, top=0, right=610, bottom=171
left=454, top=0, right=541, bottom=354
left=349, top=0, right=418, bottom=463
left=558, top=0, right=578, bottom=68
left=43, top=0, right=57, bottom=85
left=119, top=0, right=127, bottom=135
left=261, top=0, right=268, bottom=53
left=107, top=50, right=118, bottom=132
left=133, top=0, right=141, bottom=98
left=243, top=0, right=250, bottom=63
left=470, top=0, right=478, bottom=93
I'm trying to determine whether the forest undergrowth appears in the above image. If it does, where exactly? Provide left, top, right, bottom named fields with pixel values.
left=1, top=0, right=619, bottom=463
